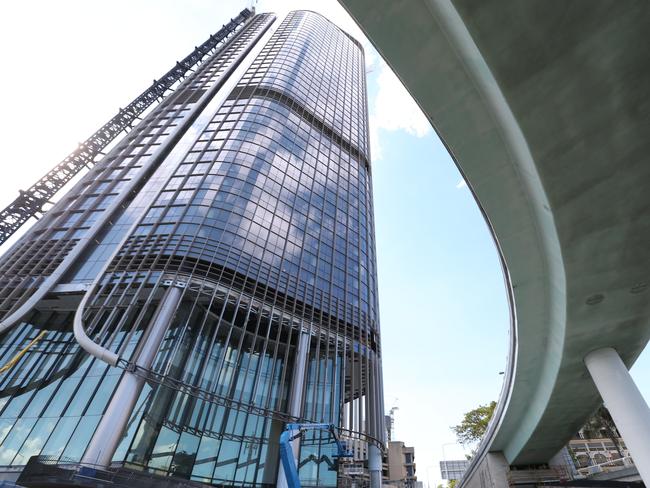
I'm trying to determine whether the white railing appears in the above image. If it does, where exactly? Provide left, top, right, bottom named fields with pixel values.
left=576, top=456, right=634, bottom=476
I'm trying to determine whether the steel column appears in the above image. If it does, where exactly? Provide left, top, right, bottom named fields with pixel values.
left=585, top=347, right=650, bottom=483
left=81, top=285, right=183, bottom=467
left=277, top=330, right=310, bottom=488
left=369, top=443, right=383, bottom=488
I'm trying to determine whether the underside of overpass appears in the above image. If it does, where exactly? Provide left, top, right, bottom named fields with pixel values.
left=337, top=0, right=650, bottom=474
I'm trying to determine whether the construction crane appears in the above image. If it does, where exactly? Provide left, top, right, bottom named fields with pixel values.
left=387, top=397, right=399, bottom=441
left=279, top=423, right=353, bottom=488
left=0, top=8, right=254, bottom=247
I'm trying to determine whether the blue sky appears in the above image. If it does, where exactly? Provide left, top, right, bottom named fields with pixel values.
left=1, top=1, right=649, bottom=486
left=368, top=80, right=509, bottom=471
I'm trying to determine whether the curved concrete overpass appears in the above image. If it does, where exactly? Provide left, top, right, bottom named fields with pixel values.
left=338, top=0, right=650, bottom=478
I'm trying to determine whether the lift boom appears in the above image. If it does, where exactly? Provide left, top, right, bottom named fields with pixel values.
left=279, top=423, right=353, bottom=488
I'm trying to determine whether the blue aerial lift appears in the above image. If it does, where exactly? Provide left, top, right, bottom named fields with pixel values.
left=279, top=423, right=353, bottom=488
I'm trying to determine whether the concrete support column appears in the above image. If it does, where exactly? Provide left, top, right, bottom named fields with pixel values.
left=81, top=285, right=183, bottom=467
left=277, top=330, right=310, bottom=488
left=368, top=444, right=382, bottom=488
left=461, top=452, right=509, bottom=488
left=585, top=347, right=650, bottom=483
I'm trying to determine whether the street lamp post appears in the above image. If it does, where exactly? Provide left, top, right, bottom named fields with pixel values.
left=426, top=465, right=437, bottom=488
left=439, top=442, right=460, bottom=488
left=441, top=442, right=456, bottom=462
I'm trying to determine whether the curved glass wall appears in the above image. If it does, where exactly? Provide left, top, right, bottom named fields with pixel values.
left=0, top=10, right=383, bottom=488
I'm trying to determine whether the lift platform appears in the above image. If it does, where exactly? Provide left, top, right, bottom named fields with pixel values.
left=279, top=423, right=353, bottom=488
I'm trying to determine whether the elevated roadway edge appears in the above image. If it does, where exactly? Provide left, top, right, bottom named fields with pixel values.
left=337, top=0, right=650, bottom=478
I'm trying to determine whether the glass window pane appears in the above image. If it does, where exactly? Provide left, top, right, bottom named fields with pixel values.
left=60, top=415, right=101, bottom=462
left=147, top=426, right=179, bottom=472
left=0, top=418, right=37, bottom=465
left=22, top=379, right=61, bottom=418
left=43, top=376, right=81, bottom=417
left=0, top=419, right=15, bottom=445
left=40, top=416, right=80, bottom=460
left=191, top=436, right=220, bottom=482
left=64, top=375, right=101, bottom=416
left=85, top=373, right=119, bottom=415
left=12, top=417, right=58, bottom=465
left=0, top=392, right=33, bottom=419
left=170, top=432, right=200, bottom=478
left=212, top=439, right=239, bottom=482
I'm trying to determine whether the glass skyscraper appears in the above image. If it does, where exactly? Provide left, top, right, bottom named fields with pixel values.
left=0, top=10, right=384, bottom=488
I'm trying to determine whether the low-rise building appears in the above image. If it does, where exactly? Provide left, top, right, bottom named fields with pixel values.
left=385, top=441, right=417, bottom=487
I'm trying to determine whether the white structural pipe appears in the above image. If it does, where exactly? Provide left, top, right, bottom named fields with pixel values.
left=277, top=330, right=310, bottom=488
left=584, top=347, right=650, bottom=483
left=81, top=285, right=183, bottom=467
left=73, top=281, right=120, bottom=366
left=368, top=444, right=383, bottom=488
left=289, top=331, right=311, bottom=417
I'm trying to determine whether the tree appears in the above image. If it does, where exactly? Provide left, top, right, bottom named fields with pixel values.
left=436, top=481, right=456, bottom=488
left=451, top=401, right=496, bottom=447
left=581, top=405, right=624, bottom=457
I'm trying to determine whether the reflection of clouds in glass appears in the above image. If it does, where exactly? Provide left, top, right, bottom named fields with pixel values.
left=0, top=448, right=17, bottom=465
left=126, top=11, right=375, bottom=320
left=0, top=422, right=11, bottom=441
left=12, top=418, right=59, bottom=464
left=0, top=419, right=36, bottom=464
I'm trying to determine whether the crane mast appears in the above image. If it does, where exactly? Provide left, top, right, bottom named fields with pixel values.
left=0, top=8, right=253, bottom=246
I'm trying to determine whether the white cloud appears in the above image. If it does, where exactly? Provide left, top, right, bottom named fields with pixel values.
left=456, top=179, right=468, bottom=189
left=369, top=115, right=383, bottom=161
left=369, top=61, right=431, bottom=159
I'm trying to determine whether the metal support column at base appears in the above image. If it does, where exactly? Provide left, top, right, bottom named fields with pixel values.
left=585, top=347, right=650, bottom=484
left=368, top=444, right=382, bottom=488
left=81, top=285, right=183, bottom=467
left=277, top=330, right=310, bottom=488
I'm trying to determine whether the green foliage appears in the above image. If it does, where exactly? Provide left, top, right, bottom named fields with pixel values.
left=451, top=401, right=496, bottom=447
left=436, top=481, right=457, bottom=488
left=581, top=405, right=623, bottom=456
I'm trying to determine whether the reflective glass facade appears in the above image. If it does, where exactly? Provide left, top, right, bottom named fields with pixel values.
left=0, top=10, right=383, bottom=488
